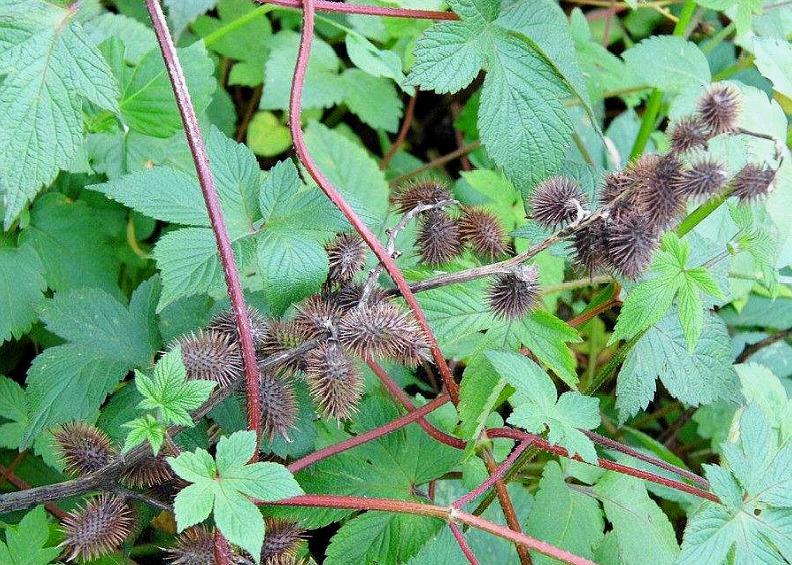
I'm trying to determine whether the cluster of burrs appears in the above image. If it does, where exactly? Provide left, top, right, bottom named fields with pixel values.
left=529, top=83, right=778, bottom=280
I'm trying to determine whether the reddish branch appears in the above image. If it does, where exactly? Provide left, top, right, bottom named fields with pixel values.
left=288, top=0, right=459, bottom=402
left=255, top=0, right=459, bottom=20
left=144, top=0, right=262, bottom=446
left=380, top=93, right=418, bottom=170
left=450, top=522, right=480, bottom=564
left=0, top=463, right=66, bottom=520
left=267, top=495, right=596, bottom=565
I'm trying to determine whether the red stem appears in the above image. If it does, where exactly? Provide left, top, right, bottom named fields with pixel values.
left=487, top=428, right=718, bottom=503
left=268, top=495, right=594, bottom=564
left=145, top=0, right=262, bottom=444
left=289, top=0, right=459, bottom=402
left=381, top=93, right=417, bottom=170
left=367, top=359, right=466, bottom=449
left=455, top=441, right=531, bottom=507
left=256, top=0, right=459, bottom=20
left=213, top=531, right=234, bottom=565
left=450, top=522, right=480, bottom=565
left=288, top=395, right=451, bottom=473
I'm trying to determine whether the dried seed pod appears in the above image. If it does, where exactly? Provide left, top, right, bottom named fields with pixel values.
left=326, top=233, right=367, bottom=286
left=165, top=526, right=216, bottom=565
left=392, top=180, right=451, bottom=214
left=607, top=212, right=659, bottom=280
left=258, top=321, right=306, bottom=374
left=61, top=494, right=134, bottom=562
left=293, top=295, right=342, bottom=339
left=262, top=518, right=305, bottom=565
left=122, top=454, right=174, bottom=488
left=572, top=217, right=611, bottom=274
left=674, top=158, right=728, bottom=198
left=637, top=153, right=685, bottom=230
left=417, top=210, right=462, bottom=265
left=209, top=305, right=271, bottom=348
left=669, top=116, right=710, bottom=153
left=458, top=207, right=508, bottom=257
left=305, top=342, right=363, bottom=420
left=697, top=84, right=740, bottom=135
left=600, top=171, right=640, bottom=221
left=487, top=265, right=540, bottom=320
left=53, top=422, right=117, bottom=477
left=259, top=371, right=298, bottom=440
left=172, top=330, right=243, bottom=386
left=337, top=301, right=426, bottom=362
left=531, top=176, right=587, bottom=228
left=325, top=283, right=389, bottom=311
left=731, top=163, right=776, bottom=201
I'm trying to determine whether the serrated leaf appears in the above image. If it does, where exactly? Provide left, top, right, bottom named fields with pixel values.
left=164, top=0, right=216, bottom=38
left=342, top=69, right=403, bottom=132
left=526, top=462, right=604, bottom=564
left=616, top=309, right=738, bottom=422
left=0, top=240, right=45, bottom=343
left=0, top=1, right=119, bottom=227
left=0, top=376, right=27, bottom=449
left=487, top=351, right=600, bottom=463
left=0, top=505, right=60, bottom=565
left=458, top=354, right=506, bottom=440
left=122, top=413, right=166, bottom=454
left=753, top=37, right=792, bottom=100
left=623, top=36, right=710, bottom=93
left=118, top=42, right=216, bottom=138
left=345, top=33, right=408, bottom=89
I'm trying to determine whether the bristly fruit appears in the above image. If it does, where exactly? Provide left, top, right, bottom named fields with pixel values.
left=258, top=321, right=306, bottom=374
left=572, top=217, right=610, bottom=275
left=636, top=153, right=685, bottom=230
left=337, top=301, right=428, bottom=363
left=458, top=207, right=508, bottom=257
left=674, top=158, right=728, bottom=198
left=325, top=233, right=366, bottom=287
left=607, top=212, right=659, bottom=280
left=325, top=282, right=389, bottom=311
left=262, top=518, right=305, bottom=565
left=304, top=341, right=363, bottom=420
left=392, top=180, right=451, bottom=214
left=487, top=265, right=540, bottom=320
left=293, top=295, right=342, bottom=339
left=731, top=163, right=776, bottom=201
left=669, top=116, right=710, bottom=154
left=697, top=83, right=740, bottom=136
left=258, top=370, right=298, bottom=440
left=165, top=526, right=215, bottom=565
left=417, top=209, right=462, bottom=265
left=53, top=422, right=117, bottom=477
left=209, top=305, right=271, bottom=349
left=531, top=176, right=587, bottom=229
left=172, top=330, right=243, bottom=386
left=122, top=454, right=174, bottom=488
left=61, top=494, right=134, bottom=562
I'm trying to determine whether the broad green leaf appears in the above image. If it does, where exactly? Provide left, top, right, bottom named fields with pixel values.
left=88, top=13, right=156, bottom=64
left=193, top=0, right=270, bottom=65
left=752, top=37, right=792, bottom=100
left=526, top=462, right=604, bottom=564
left=164, top=0, right=216, bottom=37
left=0, top=376, right=27, bottom=449
left=169, top=430, right=303, bottom=562
left=122, top=413, right=166, bottom=454
left=623, top=36, right=710, bottom=93
left=0, top=505, right=60, bottom=565
left=458, top=354, right=506, bottom=440
left=487, top=351, right=600, bottom=463
left=345, top=34, right=408, bottom=89
left=135, top=346, right=215, bottom=427
left=19, top=194, right=120, bottom=294
left=118, top=42, right=216, bottom=138
left=0, top=1, right=119, bottom=227
left=418, top=280, right=495, bottom=350
left=247, top=112, right=292, bottom=157
left=616, top=309, right=738, bottom=422
left=595, top=472, right=679, bottom=564
left=0, top=240, right=45, bottom=343
left=342, top=69, right=403, bottom=132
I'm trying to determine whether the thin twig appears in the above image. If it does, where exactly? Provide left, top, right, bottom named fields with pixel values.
left=389, top=142, right=482, bottom=186
left=235, top=84, right=263, bottom=142
left=381, top=93, right=417, bottom=170
left=255, top=0, right=459, bottom=20
left=736, top=329, right=792, bottom=363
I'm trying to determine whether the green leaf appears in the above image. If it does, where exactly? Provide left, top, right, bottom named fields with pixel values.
left=487, top=351, right=600, bottom=463
left=616, top=309, right=738, bottom=422
left=193, top=0, right=270, bottom=65
left=345, top=34, right=408, bottom=89
left=342, top=69, right=403, bottom=132
left=19, top=194, right=120, bottom=294
left=164, top=0, right=216, bottom=37
left=247, top=112, right=292, bottom=157
left=135, top=346, right=215, bottom=427
left=525, top=462, right=604, bottom=564
left=594, top=471, right=680, bottom=564
left=0, top=240, right=45, bottom=343
left=122, top=413, right=166, bottom=454
left=0, top=505, right=60, bottom=565
left=118, top=42, right=216, bottom=138
left=0, top=376, right=27, bottom=449
left=623, top=36, right=710, bottom=93
left=458, top=354, right=506, bottom=440
left=753, top=37, right=792, bottom=100
left=23, top=280, right=160, bottom=445
left=169, top=430, right=304, bottom=562
left=0, top=1, right=119, bottom=227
